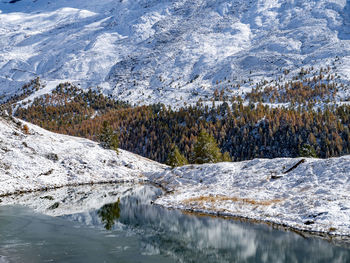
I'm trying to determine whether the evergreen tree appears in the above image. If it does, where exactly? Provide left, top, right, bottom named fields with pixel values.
left=166, top=145, right=188, bottom=168
left=299, top=144, right=318, bottom=158
left=99, top=121, right=119, bottom=153
left=191, top=130, right=228, bottom=164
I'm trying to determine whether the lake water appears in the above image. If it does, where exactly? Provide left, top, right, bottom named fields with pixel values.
left=0, top=184, right=349, bottom=263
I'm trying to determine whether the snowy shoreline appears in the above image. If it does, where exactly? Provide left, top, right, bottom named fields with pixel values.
left=149, top=157, right=350, bottom=238
left=164, top=206, right=350, bottom=248
left=1, top=116, right=350, bottom=239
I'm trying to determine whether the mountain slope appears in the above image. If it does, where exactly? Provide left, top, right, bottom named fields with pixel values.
left=0, top=113, right=166, bottom=196
left=0, top=0, right=350, bottom=106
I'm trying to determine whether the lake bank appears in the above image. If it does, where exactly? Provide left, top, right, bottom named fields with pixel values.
left=1, top=183, right=349, bottom=263
left=150, top=157, right=350, bottom=238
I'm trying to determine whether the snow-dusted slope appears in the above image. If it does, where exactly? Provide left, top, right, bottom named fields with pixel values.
left=0, top=114, right=166, bottom=196
left=0, top=0, right=350, bottom=106
left=149, top=157, right=350, bottom=237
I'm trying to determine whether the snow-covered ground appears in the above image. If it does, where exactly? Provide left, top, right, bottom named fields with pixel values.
left=0, top=114, right=166, bottom=196
left=0, top=0, right=350, bottom=106
left=1, top=115, right=350, bottom=238
left=149, top=158, right=350, bottom=237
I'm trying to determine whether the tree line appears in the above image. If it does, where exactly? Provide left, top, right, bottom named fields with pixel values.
left=14, top=83, right=350, bottom=164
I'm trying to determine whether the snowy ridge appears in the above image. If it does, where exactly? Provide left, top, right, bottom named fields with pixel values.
left=0, top=115, right=166, bottom=196
left=0, top=0, right=350, bottom=106
left=149, top=157, right=350, bottom=237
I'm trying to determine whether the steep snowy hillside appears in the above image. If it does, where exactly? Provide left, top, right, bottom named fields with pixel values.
left=0, top=114, right=166, bottom=196
left=0, top=0, right=349, bottom=106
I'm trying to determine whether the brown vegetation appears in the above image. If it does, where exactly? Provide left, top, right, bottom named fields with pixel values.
left=22, top=124, right=29, bottom=134
left=184, top=195, right=283, bottom=206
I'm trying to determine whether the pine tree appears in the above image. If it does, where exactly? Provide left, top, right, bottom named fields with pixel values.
left=191, top=130, right=228, bottom=164
left=299, top=144, right=317, bottom=158
left=99, top=121, right=119, bottom=153
left=166, top=145, right=188, bottom=168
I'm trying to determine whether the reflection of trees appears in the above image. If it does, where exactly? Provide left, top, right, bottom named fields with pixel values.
left=97, top=199, right=121, bottom=230
left=117, top=195, right=350, bottom=263
left=46, top=184, right=350, bottom=263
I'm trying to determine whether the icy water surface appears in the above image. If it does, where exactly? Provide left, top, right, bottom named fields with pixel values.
left=0, top=183, right=349, bottom=263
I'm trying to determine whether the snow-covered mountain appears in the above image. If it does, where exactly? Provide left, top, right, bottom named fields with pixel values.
left=0, top=0, right=350, bottom=106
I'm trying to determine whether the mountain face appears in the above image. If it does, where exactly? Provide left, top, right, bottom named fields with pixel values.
left=0, top=0, right=350, bottom=106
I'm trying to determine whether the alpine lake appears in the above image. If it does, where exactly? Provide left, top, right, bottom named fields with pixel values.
left=0, top=183, right=349, bottom=263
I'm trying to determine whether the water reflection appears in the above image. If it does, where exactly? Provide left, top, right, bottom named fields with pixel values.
left=60, top=184, right=350, bottom=263
left=1, top=184, right=350, bottom=263
left=97, top=199, right=121, bottom=230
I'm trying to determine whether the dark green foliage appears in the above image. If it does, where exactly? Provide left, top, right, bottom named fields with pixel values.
left=299, top=144, right=318, bottom=158
left=97, top=199, right=121, bottom=230
left=166, top=145, right=188, bottom=168
left=99, top=121, right=119, bottom=153
left=191, top=130, right=227, bottom=164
